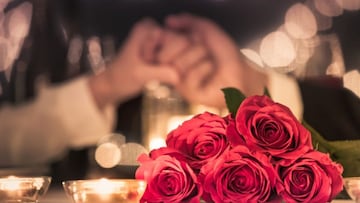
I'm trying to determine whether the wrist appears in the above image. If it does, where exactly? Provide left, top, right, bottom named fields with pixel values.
left=241, top=55, right=269, bottom=96
left=88, top=71, right=116, bottom=110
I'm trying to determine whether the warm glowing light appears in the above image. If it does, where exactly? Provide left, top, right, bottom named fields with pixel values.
left=0, top=176, right=51, bottom=202
left=144, top=81, right=172, bottom=101
left=149, top=137, right=166, bottom=151
left=67, top=36, right=83, bottom=65
left=87, top=37, right=105, bottom=74
left=240, top=48, right=264, bottom=68
left=336, top=0, right=360, bottom=10
left=84, top=179, right=117, bottom=202
left=260, top=31, right=296, bottom=68
left=285, top=3, right=318, bottom=39
left=305, top=0, right=333, bottom=31
left=95, top=142, right=121, bottom=168
left=167, top=115, right=193, bottom=133
left=0, top=176, right=21, bottom=191
left=343, top=70, right=360, bottom=98
left=119, top=143, right=148, bottom=166
left=63, top=179, right=146, bottom=203
left=96, top=179, right=116, bottom=194
left=314, top=0, right=343, bottom=17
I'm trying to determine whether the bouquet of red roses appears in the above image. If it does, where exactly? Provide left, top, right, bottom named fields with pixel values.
left=135, top=88, right=344, bottom=203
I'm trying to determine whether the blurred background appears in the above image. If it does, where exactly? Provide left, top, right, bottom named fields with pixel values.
left=48, top=0, right=360, bottom=134
left=48, top=0, right=360, bottom=181
left=2, top=0, right=359, bottom=182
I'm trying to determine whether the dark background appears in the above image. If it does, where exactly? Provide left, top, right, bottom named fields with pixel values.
left=58, top=0, right=359, bottom=70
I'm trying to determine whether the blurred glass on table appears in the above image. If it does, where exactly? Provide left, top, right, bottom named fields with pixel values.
left=142, top=81, right=190, bottom=151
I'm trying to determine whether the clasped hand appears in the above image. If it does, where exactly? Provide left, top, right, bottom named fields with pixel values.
left=90, top=14, right=267, bottom=109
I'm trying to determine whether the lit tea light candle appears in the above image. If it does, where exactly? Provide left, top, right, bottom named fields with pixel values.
left=0, top=176, right=51, bottom=202
left=85, top=178, right=117, bottom=201
left=0, top=176, right=22, bottom=191
left=149, top=137, right=166, bottom=150
left=63, top=179, right=147, bottom=203
left=167, top=115, right=193, bottom=133
left=147, top=115, right=193, bottom=151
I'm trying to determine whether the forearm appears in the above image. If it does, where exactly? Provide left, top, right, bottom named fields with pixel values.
left=0, top=76, right=115, bottom=166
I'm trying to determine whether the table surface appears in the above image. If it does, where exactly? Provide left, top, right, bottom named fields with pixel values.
left=42, top=188, right=70, bottom=203
left=41, top=188, right=356, bottom=203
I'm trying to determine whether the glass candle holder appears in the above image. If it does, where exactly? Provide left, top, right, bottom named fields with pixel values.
left=142, top=81, right=189, bottom=151
left=344, top=177, right=360, bottom=202
left=62, top=178, right=146, bottom=203
left=0, top=176, right=51, bottom=203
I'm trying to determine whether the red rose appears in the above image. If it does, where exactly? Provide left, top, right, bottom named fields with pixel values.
left=225, top=115, right=245, bottom=146
left=136, top=148, right=202, bottom=203
left=166, top=112, right=230, bottom=172
left=200, top=145, right=278, bottom=203
left=276, top=150, right=344, bottom=203
left=234, top=95, right=312, bottom=164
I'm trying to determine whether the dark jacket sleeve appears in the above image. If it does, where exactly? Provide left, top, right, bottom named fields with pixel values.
left=299, top=77, right=360, bottom=141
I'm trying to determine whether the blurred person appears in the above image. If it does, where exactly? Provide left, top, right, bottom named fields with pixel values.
left=1, top=0, right=358, bottom=181
left=159, top=13, right=360, bottom=141
left=0, top=0, right=181, bottom=176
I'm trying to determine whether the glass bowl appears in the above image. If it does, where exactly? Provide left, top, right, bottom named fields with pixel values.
left=62, top=179, right=146, bottom=203
left=344, top=177, right=360, bottom=202
left=0, top=176, right=51, bottom=202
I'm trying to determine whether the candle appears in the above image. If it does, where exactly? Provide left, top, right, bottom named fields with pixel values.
left=0, top=176, right=51, bottom=202
left=63, top=179, right=146, bottom=203
left=167, top=115, right=193, bottom=133
left=146, top=115, right=193, bottom=151
left=149, top=137, right=166, bottom=151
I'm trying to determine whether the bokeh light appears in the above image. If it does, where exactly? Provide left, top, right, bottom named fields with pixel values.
left=336, top=0, right=360, bottom=10
left=260, top=31, right=296, bottom=68
left=240, top=48, right=264, bottom=68
left=95, top=142, right=122, bottom=169
left=305, top=0, right=333, bottom=31
left=284, top=3, right=318, bottom=39
left=314, top=0, right=343, bottom=17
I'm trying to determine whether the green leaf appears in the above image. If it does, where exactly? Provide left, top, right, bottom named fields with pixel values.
left=264, top=87, right=271, bottom=98
left=303, top=120, right=334, bottom=154
left=304, top=120, right=360, bottom=177
left=222, top=87, right=246, bottom=117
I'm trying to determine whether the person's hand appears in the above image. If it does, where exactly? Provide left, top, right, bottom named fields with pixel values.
left=155, top=29, right=193, bottom=66
left=165, top=13, right=268, bottom=108
left=157, top=29, right=209, bottom=81
left=89, top=18, right=180, bottom=109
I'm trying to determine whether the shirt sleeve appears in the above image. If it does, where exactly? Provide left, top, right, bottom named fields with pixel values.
left=0, top=76, right=115, bottom=166
left=267, top=70, right=304, bottom=121
left=343, top=69, right=360, bottom=98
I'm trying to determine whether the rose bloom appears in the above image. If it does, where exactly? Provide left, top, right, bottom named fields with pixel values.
left=136, top=148, right=202, bottom=203
left=226, top=115, right=245, bottom=146
left=276, top=150, right=344, bottom=203
left=233, top=95, right=312, bottom=165
left=200, top=145, right=278, bottom=203
left=166, top=112, right=230, bottom=172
